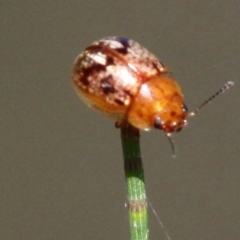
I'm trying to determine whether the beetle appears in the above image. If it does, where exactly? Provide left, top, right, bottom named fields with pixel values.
left=72, top=36, right=233, bottom=135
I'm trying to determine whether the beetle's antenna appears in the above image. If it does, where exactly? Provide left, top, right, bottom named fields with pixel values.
left=165, top=133, right=176, bottom=159
left=188, top=81, right=234, bottom=117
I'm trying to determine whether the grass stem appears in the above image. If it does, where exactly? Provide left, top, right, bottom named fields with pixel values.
left=120, top=123, right=149, bottom=240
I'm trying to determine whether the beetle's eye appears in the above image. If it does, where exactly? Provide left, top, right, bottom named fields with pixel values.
left=154, top=117, right=162, bottom=129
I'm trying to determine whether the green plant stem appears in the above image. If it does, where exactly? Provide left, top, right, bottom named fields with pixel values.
left=120, top=123, right=149, bottom=240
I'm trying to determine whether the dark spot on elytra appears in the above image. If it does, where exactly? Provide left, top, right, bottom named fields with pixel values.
left=93, top=64, right=106, bottom=72
left=115, top=47, right=128, bottom=55
left=106, top=56, right=114, bottom=65
left=82, top=64, right=106, bottom=76
left=79, top=67, right=92, bottom=85
left=152, top=61, right=166, bottom=74
left=170, top=111, right=176, bottom=117
left=85, top=45, right=102, bottom=52
left=80, top=64, right=106, bottom=86
left=79, top=75, right=89, bottom=86
left=114, top=99, right=125, bottom=105
left=115, top=37, right=130, bottom=48
left=101, top=75, right=115, bottom=94
left=152, top=62, right=159, bottom=71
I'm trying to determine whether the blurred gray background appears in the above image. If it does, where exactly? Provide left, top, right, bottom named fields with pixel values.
left=1, top=1, right=239, bottom=240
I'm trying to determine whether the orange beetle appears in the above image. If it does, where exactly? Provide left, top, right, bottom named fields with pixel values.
left=72, top=36, right=233, bottom=134
left=72, top=36, right=188, bottom=133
